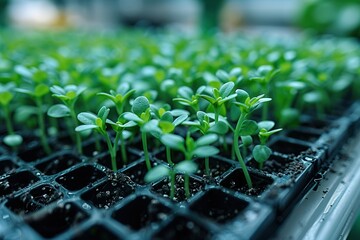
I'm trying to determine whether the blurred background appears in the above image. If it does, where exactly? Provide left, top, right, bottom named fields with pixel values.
left=0, top=0, right=359, bottom=238
left=0, top=0, right=359, bottom=38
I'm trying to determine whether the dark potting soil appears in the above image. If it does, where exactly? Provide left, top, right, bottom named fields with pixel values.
left=247, top=154, right=305, bottom=178
left=0, top=171, right=39, bottom=197
left=93, top=151, right=140, bottom=171
left=112, top=195, right=171, bottom=231
left=56, top=165, right=106, bottom=191
left=152, top=175, right=204, bottom=202
left=220, top=169, right=274, bottom=197
left=0, top=158, right=18, bottom=176
left=35, top=153, right=82, bottom=175
left=81, top=172, right=136, bottom=209
left=154, top=149, right=185, bottom=164
left=5, top=184, right=63, bottom=215
left=122, top=160, right=152, bottom=185
left=286, top=129, right=321, bottom=143
left=25, top=202, right=89, bottom=238
left=71, top=224, right=121, bottom=240
left=194, top=157, right=232, bottom=179
left=270, top=139, right=310, bottom=156
left=190, top=188, right=249, bottom=224
left=18, top=144, right=56, bottom=163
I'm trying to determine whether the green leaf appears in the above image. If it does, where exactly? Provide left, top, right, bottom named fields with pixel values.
left=196, top=134, right=218, bottom=146
left=216, top=69, right=229, bottom=82
left=50, top=85, right=66, bottom=95
left=236, top=89, right=249, bottom=103
left=219, top=82, right=234, bottom=98
left=160, top=111, right=173, bottom=122
left=193, top=146, right=219, bottom=157
left=170, top=109, right=189, bottom=116
left=123, top=112, right=143, bottom=123
left=199, top=94, right=216, bottom=104
left=239, top=120, right=258, bottom=136
left=15, top=88, right=33, bottom=96
left=178, top=86, right=193, bottom=100
left=161, top=134, right=185, bottom=151
left=15, top=65, right=33, bottom=78
left=173, top=114, right=188, bottom=126
left=241, top=135, right=253, bottom=147
left=144, top=165, right=170, bottom=182
left=159, top=121, right=175, bottom=133
left=209, top=121, right=229, bottom=135
left=47, top=104, right=70, bottom=118
left=75, top=124, right=98, bottom=132
left=0, top=91, right=13, bottom=106
left=34, top=84, right=49, bottom=97
left=4, top=134, right=23, bottom=147
left=77, top=112, right=97, bottom=125
left=132, top=96, right=150, bottom=116
left=174, top=160, right=197, bottom=174
left=253, top=145, right=272, bottom=163
left=258, top=121, right=275, bottom=131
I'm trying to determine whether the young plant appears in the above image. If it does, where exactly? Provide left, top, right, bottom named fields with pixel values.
left=123, top=96, right=154, bottom=170
left=16, top=84, right=51, bottom=154
left=173, top=86, right=205, bottom=114
left=199, top=82, right=237, bottom=123
left=160, top=133, right=219, bottom=198
left=0, top=83, right=23, bottom=148
left=183, top=111, right=229, bottom=176
left=144, top=160, right=198, bottom=200
left=253, top=121, right=282, bottom=169
left=232, top=89, right=272, bottom=188
left=47, top=85, right=85, bottom=154
left=76, top=106, right=123, bottom=172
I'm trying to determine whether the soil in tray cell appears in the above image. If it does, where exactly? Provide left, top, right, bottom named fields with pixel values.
left=71, top=224, right=121, bottom=240
left=247, top=154, right=305, bottom=178
left=190, top=188, right=249, bottom=224
left=152, top=175, right=204, bottom=202
left=94, top=152, right=140, bottom=170
left=122, top=160, right=152, bottom=185
left=6, top=184, right=63, bottom=215
left=0, top=158, right=18, bottom=176
left=220, top=169, right=274, bottom=197
left=154, top=149, right=185, bottom=164
left=18, top=144, right=55, bottom=163
left=194, top=157, right=232, bottom=179
left=112, top=195, right=172, bottom=231
left=35, top=153, right=81, bottom=175
left=81, top=173, right=136, bottom=209
left=56, top=165, right=106, bottom=191
left=25, top=202, right=89, bottom=238
left=152, top=215, right=212, bottom=240
left=82, top=140, right=108, bottom=157
left=270, top=139, right=310, bottom=155
left=0, top=171, right=39, bottom=197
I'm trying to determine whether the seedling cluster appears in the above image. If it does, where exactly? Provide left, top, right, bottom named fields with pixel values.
left=1, top=31, right=360, bottom=201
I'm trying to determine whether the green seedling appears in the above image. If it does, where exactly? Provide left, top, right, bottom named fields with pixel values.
left=216, top=67, right=243, bottom=86
left=183, top=111, right=228, bottom=176
left=199, top=82, right=237, bottom=123
left=151, top=105, right=189, bottom=166
left=160, top=133, right=219, bottom=198
left=173, top=86, right=205, bottom=113
left=232, top=89, right=272, bottom=188
left=123, top=96, right=154, bottom=170
left=16, top=84, right=51, bottom=154
left=253, top=121, right=282, bottom=169
left=76, top=106, right=130, bottom=172
left=0, top=83, right=23, bottom=148
left=144, top=160, right=198, bottom=200
left=47, top=85, right=85, bottom=154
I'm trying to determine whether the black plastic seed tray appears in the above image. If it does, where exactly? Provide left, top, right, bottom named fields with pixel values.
left=1, top=102, right=360, bottom=239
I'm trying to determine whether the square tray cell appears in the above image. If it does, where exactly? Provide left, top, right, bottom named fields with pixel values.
left=152, top=175, right=204, bottom=202
left=81, top=173, right=136, bottom=209
left=286, top=129, right=321, bottom=143
left=25, top=202, right=88, bottom=238
left=71, top=224, right=121, bottom=240
left=0, top=171, right=39, bottom=197
left=94, top=152, right=140, bottom=171
left=56, top=165, right=106, bottom=191
left=35, top=153, right=81, bottom=175
left=122, top=160, right=157, bottom=185
left=0, top=158, right=18, bottom=176
left=154, top=149, right=185, bottom=164
left=220, top=169, right=274, bottom=197
left=152, top=216, right=212, bottom=240
left=190, top=188, right=249, bottom=224
left=6, top=184, right=63, bottom=215
left=194, top=157, right=232, bottom=179
left=112, top=195, right=171, bottom=231
left=270, top=139, right=310, bottom=155
left=18, top=144, right=55, bottom=162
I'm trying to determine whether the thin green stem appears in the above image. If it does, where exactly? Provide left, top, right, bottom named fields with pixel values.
left=142, top=131, right=151, bottom=170
left=104, top=133, right=117, bottom=172
left=70, top=107, right=82, bottom=154
left=170, top=170, right=175, bottom=200
left=119, top=132, right=128, bottom=164
left=234, top=113, right=253, bottom=188
left=166, top=146, right=173, bottom=166
left=259, top=162, right=263, bottom=170
left=205, top=156, right=210, bottom=176
left=35, top=98, right=51, bottom=154
left=184, top=174, right=190, bottom=199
